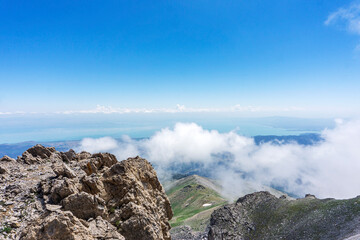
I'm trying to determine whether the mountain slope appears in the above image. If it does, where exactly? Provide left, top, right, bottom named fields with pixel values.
left=165, top=175, right=291, bottom=240
left=165, top=175, right=227, bottom=231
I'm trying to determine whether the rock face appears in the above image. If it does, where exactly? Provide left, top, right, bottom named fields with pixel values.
left=0, top=145, right=172, bottom=240
left=208, top=191, right=360, bottom=240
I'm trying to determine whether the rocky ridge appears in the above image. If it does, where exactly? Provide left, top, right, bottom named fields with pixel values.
left=0, top=145, right=172, bottom=240
left=208, top=191, right=360, bottom=240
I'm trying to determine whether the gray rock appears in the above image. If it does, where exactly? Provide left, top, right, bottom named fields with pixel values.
left=45, top=204, right=62, bottom=212
left=88, top=216, right=125, bottom=239
left=49, top=178, right=79, bottom=204
left=52, top=162, right=76, bottom=178
left=61, top=192, right=107, bottom=220
left=305, top=193, right=316, bottom=199
left=60, top=149, right=76, bottom=162
left=0, top=155, right=15, bottom=162
left=0, top=166, right=8, bottom=174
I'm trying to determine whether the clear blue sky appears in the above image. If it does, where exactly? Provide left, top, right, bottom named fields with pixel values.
left=1, top=0, right=360, bottom=117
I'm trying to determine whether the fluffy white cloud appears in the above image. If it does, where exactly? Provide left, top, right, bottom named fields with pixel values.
left=77, top=137, right=118, bottom=153
left=79, top=120, right=360, bottom=199
left=143, top=123, right=254, bottom=164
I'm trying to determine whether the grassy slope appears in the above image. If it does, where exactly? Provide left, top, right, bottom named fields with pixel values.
left=166, top=175, right=228, bottom=231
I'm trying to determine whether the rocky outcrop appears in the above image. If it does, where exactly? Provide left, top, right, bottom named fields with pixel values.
left=171, top=226, right=208, bottom=240
left=21, top=211, right=125, bottom=240
left=208, top=191, right=360, bottom=240
left=0, top=145, right=172, bottom=240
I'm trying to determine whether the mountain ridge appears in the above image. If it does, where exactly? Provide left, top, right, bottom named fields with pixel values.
left=208, top=191, right=360, bottom=240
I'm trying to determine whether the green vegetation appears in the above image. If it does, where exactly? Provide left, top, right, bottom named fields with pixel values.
left=166, top=175, right=228, bottom=231
left=108, top=207, right=116, bottom=214
left=0, top=226, right=12, bottom=234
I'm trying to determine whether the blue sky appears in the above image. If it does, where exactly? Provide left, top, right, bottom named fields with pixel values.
left=1, top=0, right=360, bottom=117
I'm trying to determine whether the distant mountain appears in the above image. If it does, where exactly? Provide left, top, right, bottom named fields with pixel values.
left=254, top=133, right=322, bottom=146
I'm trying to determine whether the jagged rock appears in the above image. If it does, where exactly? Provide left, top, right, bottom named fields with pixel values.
left=80, top=152, right=118, bottom=175
left=61, top=192, right=107, bottom=220
left=81, top=174, right=104, bottom=194
left=0, top=155, right=15, bottom=162
left=5, top=184, right=22, bottom=195
left=20, top=211, right=103, bottom=240
left=91, top=153, right=118, bottom=168
left=18, top=144, right=61, bottom=164
left=102, top=157, right=173, bottom=240
left=305, top=193, right=316, bottom=199
left=45, top=204, right=62, bottom=212
left=52, top=162, right=76, bottom=178
left=171, top=225, right=208, bottom=240
left=21, top=144, right=52, bottom=163
left=0, top=165, right=8, bottom=174
left=76, top=151, right=92, bottom=160
left=88, top=216, right=125, bottom=239
left=10, top=222, right=20, bottom=228
left=0, top=145, right=172, bottom=240
left=49, top=178, right=79, bottom=204
left=60, top=149, right=76, bottom=162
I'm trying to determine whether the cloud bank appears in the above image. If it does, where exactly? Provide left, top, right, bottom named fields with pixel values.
left=78, top=120, right=360, bottom=199
left=59, top=104, right=304, bottom=115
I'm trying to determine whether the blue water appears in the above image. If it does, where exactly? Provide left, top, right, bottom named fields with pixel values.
left=0, top=113, right=335, bottom=144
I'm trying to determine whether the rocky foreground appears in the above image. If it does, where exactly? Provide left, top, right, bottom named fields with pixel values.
left=0, top=145, right=172, bottom=240
left=208, top=191, right=360, bottom=240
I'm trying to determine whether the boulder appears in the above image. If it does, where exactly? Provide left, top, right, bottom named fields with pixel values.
left=0, top=155, right=15, bottom=162
left=0, top=165, right=8, bottom=174
left=20, top=211, right=124, bottom=240
left=52, top=162, right=76, bottom=178
left=61, top=192, right=107, bottom=220
left=19, top=144, right=59, bottom=164
left=49, top=178, right=79, bottom=204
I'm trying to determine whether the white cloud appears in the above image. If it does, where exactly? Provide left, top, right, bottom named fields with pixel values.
left=111, top=135, right=141, bottom=161
left=79, top=120, right=360, bottom=199
left=57, top=104, right=305, bottom=115
left=176, top=104, right=186, bottom=112
left=143, top=123, right=254, bottom=163
left=325, top=3, right=360, bottom=35
left=77, top=137, right=118, bottom=153
left=0, top=111, right=26, bottom=115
